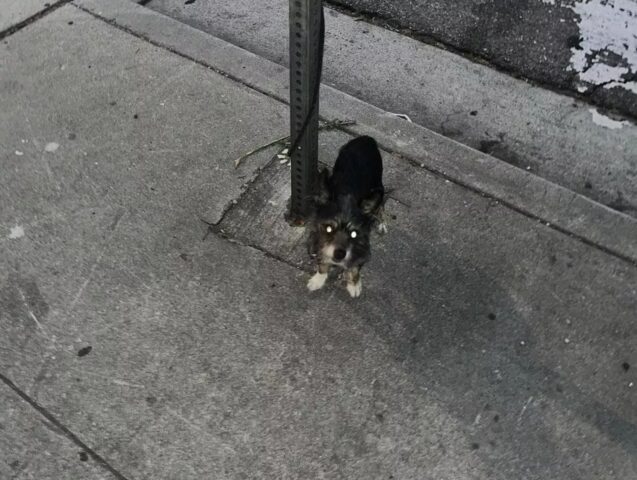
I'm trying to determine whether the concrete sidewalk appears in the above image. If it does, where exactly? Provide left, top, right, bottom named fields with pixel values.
left=1, top=2, right=636, bottom=479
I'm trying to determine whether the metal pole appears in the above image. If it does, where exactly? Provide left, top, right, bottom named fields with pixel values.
left=288, top=0, right=322, bottom=224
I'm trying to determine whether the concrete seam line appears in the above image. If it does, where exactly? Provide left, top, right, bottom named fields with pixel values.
left=211, top=228, right=309, bottom=272
left=213, top=153, right=283, bottom=227
left=70, top=0, right=637, bottom=265
left=71, top=3, right=291, bottom=108
left=0, top=372, right=132, bottom=480
left=0, top=0, right=75, bottom=41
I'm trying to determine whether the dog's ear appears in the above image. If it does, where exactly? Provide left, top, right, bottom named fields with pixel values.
left=314, top=167, right=330, bottom=205
left=360, top=189, right=383, bottom=215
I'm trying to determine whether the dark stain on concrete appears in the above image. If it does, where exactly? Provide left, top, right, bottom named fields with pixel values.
left=608, top=192, right=636, bottom=214
left=478, top=137, right=527, bottom=170
left=77, top=346, right=92, bottom=357
left=478, top=139, right=500, bottom=154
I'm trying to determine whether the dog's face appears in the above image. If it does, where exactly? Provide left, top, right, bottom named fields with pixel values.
left=314, top=194, right=372, bottom=268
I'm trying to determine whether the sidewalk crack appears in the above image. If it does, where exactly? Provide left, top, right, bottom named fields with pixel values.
left=0, top=372, right=133, bottom=480
left=0, top=0, right=74, bottom=41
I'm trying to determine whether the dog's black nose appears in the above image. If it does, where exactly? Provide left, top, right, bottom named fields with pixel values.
left=333, top=249, right=346, bottom=261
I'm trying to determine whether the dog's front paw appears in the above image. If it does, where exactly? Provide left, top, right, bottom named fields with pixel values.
left=307, top=272, right=327, bottom=291
left=376, top=222, right=388, bottom=235
left=346, top=280, right=362, bottom=298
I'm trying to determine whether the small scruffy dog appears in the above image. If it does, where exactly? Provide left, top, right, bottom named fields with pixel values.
left=307, top=136, right=385, bottom=298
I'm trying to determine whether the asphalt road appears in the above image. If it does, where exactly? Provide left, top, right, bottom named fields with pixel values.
left=328, top=0, right=637, bottom=119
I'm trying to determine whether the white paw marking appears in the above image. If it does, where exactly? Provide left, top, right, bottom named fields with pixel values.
left=377, top=222, right=388, bottom=235
left=346, top=281, right=362, bottom=298
left=307, top=272, right=327, bottom=291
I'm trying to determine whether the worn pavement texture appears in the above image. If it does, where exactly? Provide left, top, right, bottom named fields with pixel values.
left=0, top=0, right=53, bottom=33
left=147, top=0, right=637, bottom=219
left=326, top=0, right=637, bottom=119
left=0, top=3, right=636, bottom=480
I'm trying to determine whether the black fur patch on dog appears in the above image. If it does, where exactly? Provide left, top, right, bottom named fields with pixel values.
left=308, top=136, right=384, bottom=270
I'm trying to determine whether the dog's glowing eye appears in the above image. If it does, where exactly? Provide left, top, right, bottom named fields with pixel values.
left=350, top=230, right=357, bottom=239
left=326, top=226, right=333, bottom=233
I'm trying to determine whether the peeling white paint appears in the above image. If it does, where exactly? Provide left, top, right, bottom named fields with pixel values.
left=9, top=225, right=25, bottom=239
left=44, top=142, right=59, bottom=152
left=589, top=108, right=629, bottom=130
left=605, top=80, right=637, bottom=95
left=569, top=0, right=637, bottom=94
left=579, top=63, right=629, bottom=86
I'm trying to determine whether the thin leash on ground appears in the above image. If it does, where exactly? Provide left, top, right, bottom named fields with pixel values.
left=233, top=119, right=356, bottom=169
